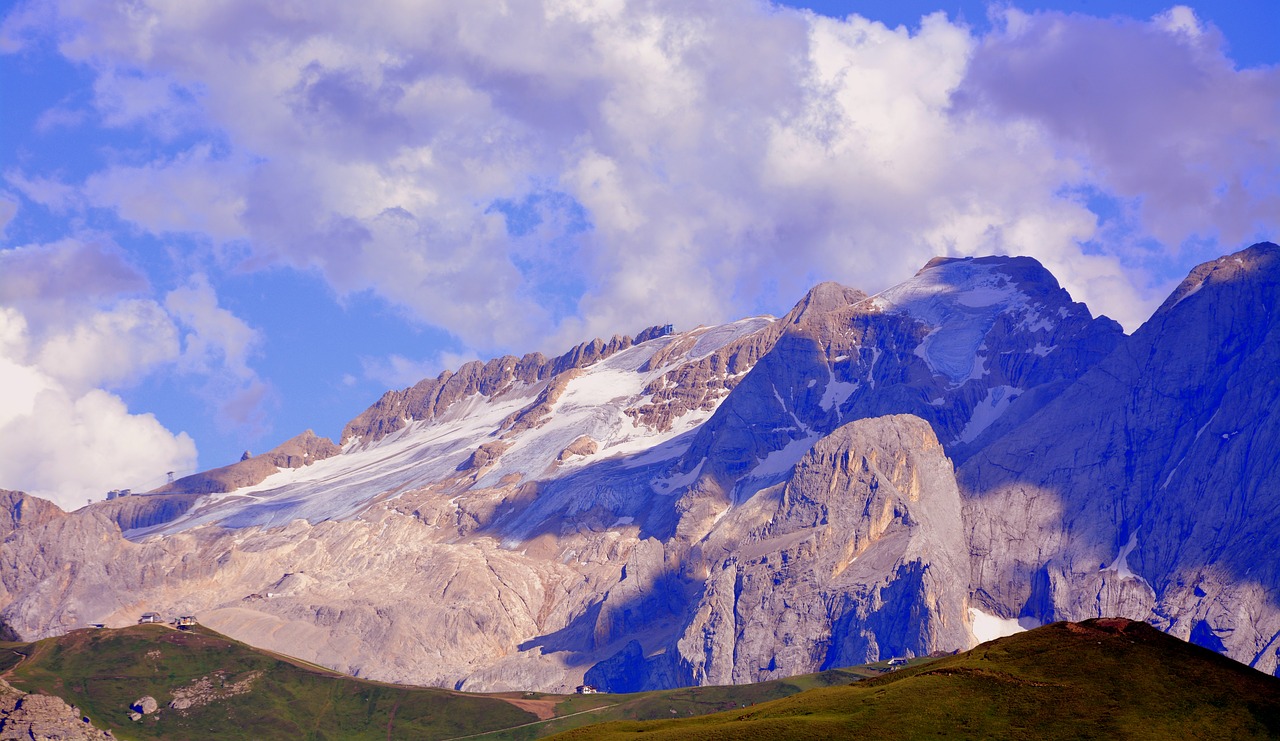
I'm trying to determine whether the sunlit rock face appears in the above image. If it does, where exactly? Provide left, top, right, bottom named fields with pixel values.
left=1, top=244, right=1278, bottom=691
left=961, top=242, right=1280, bottom=672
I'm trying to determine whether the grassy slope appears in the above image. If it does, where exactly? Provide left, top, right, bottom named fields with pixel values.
left=1, top=624, right=537, bottom=740
left=9, top=617, right=1270, bottom=740
left=469, top=665, right=895, bottom=740
left=0, top=623, right=915, bottom=741
left=545, top=619, right=1280, bottom=741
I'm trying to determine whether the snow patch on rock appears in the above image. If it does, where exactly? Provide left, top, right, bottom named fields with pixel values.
left=968, top=608, right=1038, bottom=643
left=955, top=386, right=1021, bottom=444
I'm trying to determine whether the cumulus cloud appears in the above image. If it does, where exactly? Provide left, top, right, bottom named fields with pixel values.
left=5, top=0, right=1279, bottom=349
left=165, top=274, right=259, bottom=378
left=164, top=273, right=274, bottom=433
left=0, top=240, right=265, bottom=396
left=0, top=240, right=182, bottom=394
left=0, top=235, right=270, bottom=502
left=34, top=299, right=180, bottom=393
left=83, top=145, right=248, bottom=241
left=961, top=6, right=1280, bottom=254
left=0, top=307, right=197, bottom=511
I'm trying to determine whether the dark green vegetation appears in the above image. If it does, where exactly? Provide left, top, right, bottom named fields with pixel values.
left=0, top=624, right=538, bottom=739
left=546, top=618, right=1280, bottom=740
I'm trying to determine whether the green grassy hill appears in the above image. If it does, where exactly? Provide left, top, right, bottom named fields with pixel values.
left=6, top=617, right=1275, bottom=740
left=1, top=624, right=539, bottom=739
left=0, top=623, right=900, bottom=740
left=545, top=618, right=1280, bottom=740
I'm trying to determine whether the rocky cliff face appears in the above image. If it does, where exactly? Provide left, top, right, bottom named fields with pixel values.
left=2, top=245, right=1279, bottom=692
left=665, top=415, right=971, bottom=687
left=961, top=242, right=1280, bottom=671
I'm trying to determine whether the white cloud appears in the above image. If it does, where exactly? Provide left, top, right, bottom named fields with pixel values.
left=165, top=274, right=259, bottom=378
left=1153, top=6, right=1205, bottom=39
left=6, top=0, right=1278, bottom=349
left=0, top=196, right=15, bottom=235
left=0, top=235, right=271, bottom=500
left=163, top=273, right=274, bottom=433
left=0, top=307, right=196, bottom=510
left=33, top=105, right=87, bottom=132
left=0, top=239, right=182, bottom=394
left=964, top=7, right=1280, bottom=254
left=4, top=171, right=81, bottom=214
left=83, top=145, right=248, bottom=241
left=35, top=299, right=180, bottom=393
left=0, top=238, right=150, bottom=334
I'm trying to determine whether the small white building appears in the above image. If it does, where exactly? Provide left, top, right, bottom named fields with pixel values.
left=575, top=685, right=599, bottom=695
left=138, top=612, right=163, bottom=624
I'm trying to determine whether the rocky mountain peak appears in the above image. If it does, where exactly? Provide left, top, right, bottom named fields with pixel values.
left=680, top=253, right=1124, bottom=495
left=782, top=281, right=867, bottom=327
left=0, top=488, right=65, bottom=535
left=872, top=255, right=1083, bottom=333
left=960, top=238, right=1280, bottom=670
left=1151, top=241, right=1280, bottom=320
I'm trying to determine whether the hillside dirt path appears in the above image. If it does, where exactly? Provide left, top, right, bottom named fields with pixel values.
left=0, top=649, right=28, bottom=681
left=440, top=702, right=618, bottom=741
left=497, top=697, right=558, bottom=720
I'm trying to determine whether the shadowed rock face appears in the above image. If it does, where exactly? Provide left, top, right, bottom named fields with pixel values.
left=94, top=493, right=203, bottom=531
left=960, top=241, right=1280, bottom=671
left=3, top=245, right=1280, bottom=693
left=0, top=489, right=63, bottom=536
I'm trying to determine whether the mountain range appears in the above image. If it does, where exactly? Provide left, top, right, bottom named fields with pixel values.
left=1, top=242, right=1278, bottom=693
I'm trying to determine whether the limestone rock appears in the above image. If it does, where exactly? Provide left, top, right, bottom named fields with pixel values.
left=0, top=678, right=111, bottom=740
left=961, top=242, right=1280, bottom=670
left=93, top=493, right=202, bottom=532
left=667, top=415, right=971, bottom=686
left=457, top=441, right=512, bottom=472
left=152, top=430, right=340, bottom=496
left=0, top=489, right=64, bottom=537
left=556, top=436, right=598, bottom=463
left=168, top=671, right=262, bottom=712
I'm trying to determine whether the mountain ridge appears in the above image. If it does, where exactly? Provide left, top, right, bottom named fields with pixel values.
left=1, top=245, right=1279, bottom=696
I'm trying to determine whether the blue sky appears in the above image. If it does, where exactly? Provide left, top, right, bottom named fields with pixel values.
left=1, top=0, right=1277, bottom=509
